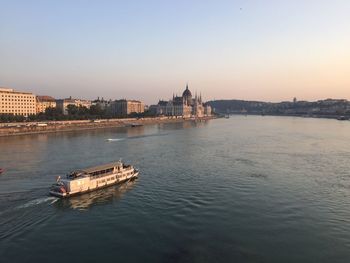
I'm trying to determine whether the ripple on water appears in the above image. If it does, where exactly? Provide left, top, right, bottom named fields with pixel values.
left=0, top=196, right=56, bottom=240
left=1, top=117, right=350, bottom=262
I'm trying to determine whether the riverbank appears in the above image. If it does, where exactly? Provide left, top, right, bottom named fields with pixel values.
left=225, top=112, right=350, bottom=121
left=0, top=116, right=214, bottom=137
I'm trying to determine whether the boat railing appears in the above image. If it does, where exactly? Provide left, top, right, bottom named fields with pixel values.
left=66, top=170, right=88, bottom=179
left=68, top=166, right=134, bottom=180
left=89, top=171, right=115, bottom=179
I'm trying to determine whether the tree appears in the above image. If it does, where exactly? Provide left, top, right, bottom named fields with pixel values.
left=67, top=104, right=79, bottom=115
left=0, top=113, right=25, bottom=122
left=89, top=104, right=105, bottom=117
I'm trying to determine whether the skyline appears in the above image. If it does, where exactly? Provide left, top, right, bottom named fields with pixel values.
left=1, top=1, right=350, bottom=104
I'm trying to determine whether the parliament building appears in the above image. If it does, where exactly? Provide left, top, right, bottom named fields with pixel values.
left=153, top=84, right=211, bottom=118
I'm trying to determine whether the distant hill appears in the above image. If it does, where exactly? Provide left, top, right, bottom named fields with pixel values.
left=206, top=99, right=268, bottom=113
left=206, top=99, right=350, bottom=117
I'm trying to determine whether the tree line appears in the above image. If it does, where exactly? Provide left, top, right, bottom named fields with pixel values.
left=0, top=104, right=154, bottom=122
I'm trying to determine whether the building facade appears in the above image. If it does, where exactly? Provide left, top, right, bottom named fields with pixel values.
left=56, top=97, right=92, bottom=115
left=110, top=99, right=144, bottom=117
left=36, top=95, right=56, bottom=114
left=154, top=84, right=211, bottom=118
left=91, top=97, right=112, bottom=110
left=0, top=87, right=36, bottom=116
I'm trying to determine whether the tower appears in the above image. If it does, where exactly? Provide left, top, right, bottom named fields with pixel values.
left=182, top=83, right=192, bottom=106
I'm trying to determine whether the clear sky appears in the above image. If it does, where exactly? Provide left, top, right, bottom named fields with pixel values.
left=1, top=0, right=350, bottom=104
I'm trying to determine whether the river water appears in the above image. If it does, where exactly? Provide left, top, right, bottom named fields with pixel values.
left=0, top=116, right=350, bottom=262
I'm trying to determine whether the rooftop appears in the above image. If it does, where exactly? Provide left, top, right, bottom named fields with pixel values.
left=78, top=161, right=123, bottom=174
left=115, top=99, right=142, bottom=103
left=36, top=95, right=56, bottom=102
left=0, top=87, right=33, bottom=95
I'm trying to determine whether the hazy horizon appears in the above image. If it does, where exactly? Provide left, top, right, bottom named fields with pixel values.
left=1, top=1, right=350, bottom=105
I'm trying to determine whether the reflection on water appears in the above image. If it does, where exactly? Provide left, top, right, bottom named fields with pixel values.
left=2, top=117, right=350, bottom=262
left=126, top=125, right=145, bottom=137
left=157, top=119, right=209, bottom=130
left=56, top=179, right=138, bottom=211
left=127, top=132, right=169, bottom=140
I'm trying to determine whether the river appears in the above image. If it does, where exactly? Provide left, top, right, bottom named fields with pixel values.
left=0, top=116, right=349, bottom=262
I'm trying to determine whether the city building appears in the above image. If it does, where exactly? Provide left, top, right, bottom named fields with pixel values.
left=204, top=103, right=212, bottom=116
left=56, top=97, right=92, bottom=115
left=91, top=97, right=112, bottom=110
left=110, top=99, right=144, bottom=117
left=0, top=87, right=36, bottom=116
left=153, top=84, right=211, bottom=118
left=36, top=95, right=56, bottom=114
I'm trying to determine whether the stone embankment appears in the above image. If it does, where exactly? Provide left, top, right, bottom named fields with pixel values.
left=0, top=116, right=214, bottom=137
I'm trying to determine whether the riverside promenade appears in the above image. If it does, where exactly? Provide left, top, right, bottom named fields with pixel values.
left=0, top=116, right=214, bottom=137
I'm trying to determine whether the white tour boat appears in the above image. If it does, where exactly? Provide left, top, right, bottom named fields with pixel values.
left=49, top=160, right=139, bottom=198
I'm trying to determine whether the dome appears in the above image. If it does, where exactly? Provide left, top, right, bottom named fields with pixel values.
left=182, top=84, right=192, bottom=97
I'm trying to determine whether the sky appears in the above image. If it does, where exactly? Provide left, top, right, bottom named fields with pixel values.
left=1, top=0, right=350, bottom=105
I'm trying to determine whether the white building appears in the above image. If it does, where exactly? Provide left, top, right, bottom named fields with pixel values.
left=0, top=87, right=36, bottom=116
left=154, top=84, right=211, bottom=118
left=56, top=97, right=92, bottom=115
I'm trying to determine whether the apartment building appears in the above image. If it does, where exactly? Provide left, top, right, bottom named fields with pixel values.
left=36, top=95, right=56, bottom=113
left=0, top=87, right=36, bottom=116
left=56, top=97, right=92, bottom=115
left=110, top=99, right=144, bottom=117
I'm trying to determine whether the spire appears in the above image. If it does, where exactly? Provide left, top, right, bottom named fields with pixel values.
left=186, top=83, right=189, bottom=90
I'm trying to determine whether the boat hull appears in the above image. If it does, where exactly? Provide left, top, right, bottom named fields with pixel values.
left=50, top=172, right=138, bottom=198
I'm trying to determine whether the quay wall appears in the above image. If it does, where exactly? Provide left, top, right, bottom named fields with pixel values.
left=0, top=116, right=214, bottom=137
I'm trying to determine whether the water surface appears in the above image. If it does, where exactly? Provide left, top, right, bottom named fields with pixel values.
left=0, top=116, right=350, bottom=262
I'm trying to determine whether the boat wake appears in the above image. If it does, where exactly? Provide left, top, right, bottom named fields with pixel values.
left=128, top=133, right=169, bottom=140
left=106, top=133, right=169, bottom=142
left=106, top=138, right=124, bottom=142
left=0, top=196, right=58, bottom=240
left=16, top=196, right=58, bottom=209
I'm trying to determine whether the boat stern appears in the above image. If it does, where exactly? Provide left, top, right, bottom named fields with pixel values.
left=49, top=182, right=68, bottom=198
left=49, top=190, right=67, bottom=198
